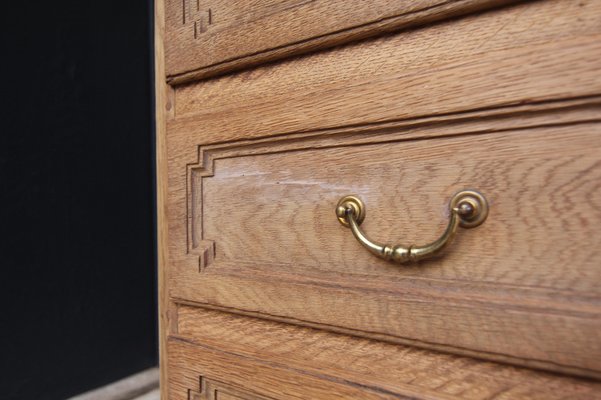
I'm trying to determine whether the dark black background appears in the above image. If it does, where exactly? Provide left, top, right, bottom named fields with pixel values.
left=0, top=1, right=157, bottom=399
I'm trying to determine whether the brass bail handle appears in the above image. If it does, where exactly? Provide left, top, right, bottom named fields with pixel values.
left=335, top=190, right=488, bottom=263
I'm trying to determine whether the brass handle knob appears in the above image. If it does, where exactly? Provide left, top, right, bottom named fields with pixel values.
left=335, top=190, right=488, bottom=263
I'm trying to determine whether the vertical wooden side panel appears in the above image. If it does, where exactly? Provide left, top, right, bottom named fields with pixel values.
left=155, top=0, right=174, bottom=398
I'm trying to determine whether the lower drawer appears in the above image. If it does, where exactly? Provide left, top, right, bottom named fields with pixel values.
left=168, top=306, right=601, bottom=400
left=170, top=102, right=601, bottom=378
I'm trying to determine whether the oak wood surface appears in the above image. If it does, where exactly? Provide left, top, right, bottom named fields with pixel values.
left=168, top=306, right=601, bottom=400
left=169, top=0, right=601, bottom=150
left=154, top=0, right=173, bottom=398
left=171, top=115, right=601, bottom=378
left=164, top=0, right=601, bottom=380
left=165, top=0, right=519, bottom=84
left=157, top=0, right=601, bottom=397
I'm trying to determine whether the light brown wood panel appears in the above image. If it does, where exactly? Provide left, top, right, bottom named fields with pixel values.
left=174, top=0, right=601, bottom=120
left=201, top=130, right=601, bottom=291
left=165, top=0, right=519, bottom=83
left=169, top=105, right=601, bottom=378
left=158, top=0, right=601, bottom=396
left=154, top=0, right=172, bottom=398
left=190, top=376, right=274, bottom=400
left=171, top=306, right=601, bottom=400
left=169, top=0, right=601, bottom=156
left=168, top=339, right=403, bottom=400
left=170, top=32, right=601, bottom=149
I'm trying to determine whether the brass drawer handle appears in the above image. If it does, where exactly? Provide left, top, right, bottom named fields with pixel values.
left=335, top=190, right=488, bottom=263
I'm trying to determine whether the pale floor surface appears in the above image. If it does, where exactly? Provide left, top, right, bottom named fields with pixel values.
left=131, top=388, right=160, bottom=400
left=68, top=368, right=159, bottom=400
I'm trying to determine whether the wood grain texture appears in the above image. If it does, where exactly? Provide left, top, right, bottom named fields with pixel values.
left=170, top=105, right=601, bottom=378
left=165, top=0, right=519, bottom=84
left=159, top=0, right=601, bottom=396
left=169, top=0, right=601, bottom=149
left=154, top=0, right=174, bottom=398
left=189, top=376, right=274, bottom=400
left=202, top=128, right=601, bottom=292
left=163, top=0, right=601, bottom=379
left=170, top=306, right=601, bottom=400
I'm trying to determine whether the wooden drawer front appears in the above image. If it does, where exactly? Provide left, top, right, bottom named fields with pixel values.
left=165, top=0, right=601, bottom=380
left=164, top=0, right=519, bottom=83
left=167, top=307, right=601, bottom=400
left=173, top=119, right=601, bottom=379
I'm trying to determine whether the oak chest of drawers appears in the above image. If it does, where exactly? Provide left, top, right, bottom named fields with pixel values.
left=155, top=0, right=601, bottom=398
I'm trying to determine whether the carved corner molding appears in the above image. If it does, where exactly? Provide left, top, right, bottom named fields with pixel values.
left=183, top=96, right=601, bottom=273
left=189, top=375, right=275, bottom=400
left=182, top=0, right=212, bottom=39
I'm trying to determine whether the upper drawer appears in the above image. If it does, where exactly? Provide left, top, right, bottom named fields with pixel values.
left=164, top=0, right=518, bottom=84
